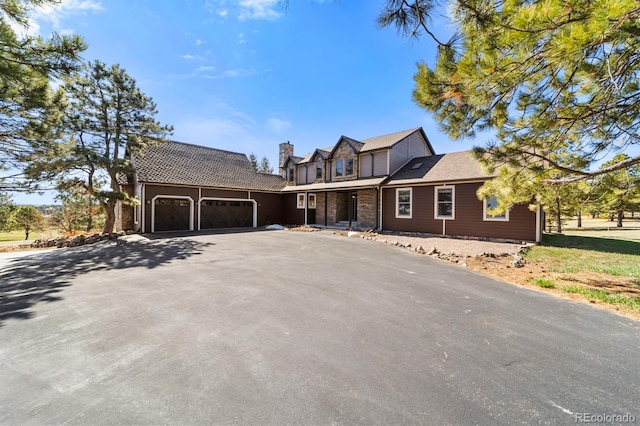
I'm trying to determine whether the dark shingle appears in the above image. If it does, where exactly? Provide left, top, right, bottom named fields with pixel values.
left=388, top=151, right=493, bottom=184
left=134, top=141, right=286, bottom=192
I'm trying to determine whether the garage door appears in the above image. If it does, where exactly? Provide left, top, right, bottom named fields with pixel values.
left=154, top=198, right=191, bottom=232
left=200, top=200, right=254, bottom=229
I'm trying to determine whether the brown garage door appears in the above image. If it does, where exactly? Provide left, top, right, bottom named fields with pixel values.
left=154, top=198, right=191, bottom=232
left=200, top=200, right=253, bottom=229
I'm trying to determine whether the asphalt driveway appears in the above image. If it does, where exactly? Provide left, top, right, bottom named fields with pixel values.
left=0, top=230, right=638, bottom=425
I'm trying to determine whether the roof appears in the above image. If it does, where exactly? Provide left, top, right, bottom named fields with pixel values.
left=281, top=177, right=387, bottom=192
left=134, top=141, right=286, bottom=192
left=386, top=151, right=494, bottom=185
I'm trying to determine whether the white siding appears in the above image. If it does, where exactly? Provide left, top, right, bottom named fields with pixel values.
left=373, top=151, right=388, bottom=176
left=359, top=154, right=372, bottom=178
left=307, top=165, right=315, bottom=182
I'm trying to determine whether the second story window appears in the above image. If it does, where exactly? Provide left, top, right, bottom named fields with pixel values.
left=316, top=162, right=322, bottom=179
left=346, top=158, right=354, bottom=175
left=336, top=160, right=344, bottom=177
left=288, top=168, right=294, bottom=182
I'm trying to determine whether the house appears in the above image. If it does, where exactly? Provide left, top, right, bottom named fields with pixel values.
left=120, top=127, right=542, bottom=242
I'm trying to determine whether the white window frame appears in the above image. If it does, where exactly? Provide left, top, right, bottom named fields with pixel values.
left=297, top=193, right=306, bottom=209
left=308, top=194, right=317, bottom=209
left=483, top=196, right=509, bottom=221
left=316, top=162, right=323, bottom=179
left=395, top=188, right=412, bottom=219
left=335, top=160, right=344, bottom=177
left=434, top=185, right=455, bottom=220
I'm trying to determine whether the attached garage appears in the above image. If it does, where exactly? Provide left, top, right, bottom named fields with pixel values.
left=199, top=198, right=256, bottom=229
left=152, top=196, right=194, bottom=232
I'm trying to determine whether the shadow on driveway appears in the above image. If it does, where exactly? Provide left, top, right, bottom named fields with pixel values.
left=0, top=237, right=212, bottom=327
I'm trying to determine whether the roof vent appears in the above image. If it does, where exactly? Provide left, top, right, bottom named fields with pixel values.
left=411, top=162, right=423, bottom=170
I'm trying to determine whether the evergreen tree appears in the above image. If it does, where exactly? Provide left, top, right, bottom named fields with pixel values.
left=28, top=61, right=173, bottom=233
left=258, top=156, right=273, bottom=174
left=249, top=152, right=258, bottom=171
left=379, top=0, right=640, bottom=182
left=595, top=154, right=640, bottom=227
left=0, top=0, right=86, bottom=191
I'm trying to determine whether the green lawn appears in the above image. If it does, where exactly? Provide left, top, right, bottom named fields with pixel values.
left=520, top=232, right=640, bottom=317
left=525, top=234, right=640, bottom=279
left=0, top=230, right=27, bottom=242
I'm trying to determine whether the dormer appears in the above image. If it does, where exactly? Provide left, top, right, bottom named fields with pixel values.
left=327, top=136, right=363, bottom=182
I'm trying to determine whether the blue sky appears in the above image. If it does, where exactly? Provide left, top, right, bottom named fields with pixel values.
left=13, top=0, right=479, bottom=204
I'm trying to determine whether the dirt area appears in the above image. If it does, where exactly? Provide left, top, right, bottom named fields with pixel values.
left=334, top=229, right=640, bottom=322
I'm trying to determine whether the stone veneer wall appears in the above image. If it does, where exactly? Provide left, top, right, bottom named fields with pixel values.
left=315, top=192, right=326, bottom=225
left=326, top=192, right=337, bottom=224
left=356, top=189, right=377, bottom=229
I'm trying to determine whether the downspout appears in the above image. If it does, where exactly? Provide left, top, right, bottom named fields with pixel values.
left=378, top=187, right=383, bottom=231
left=141, top=183, right=146, bottom=233
left=370, top=152, right=374, bottom=176
left=304, top=192, right=308, bottom=226
left=374, top=186, right=379, bottom=230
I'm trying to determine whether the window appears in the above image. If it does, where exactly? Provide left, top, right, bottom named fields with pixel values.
left=435, top=186, right=455, bottom=219
left=288, top=168, right=294, bottom=182
left=396, top=188, right=412, bottom=218
left=316, top=162, right=323, bottom=179
left=308, top=194, right=317, bottom=209
left=297, top=193, right=306, bottom=209
left=336, top=160, right=344, bottom=177
left=346, top=158, right=354, bottom=176
left=483, top=196, right=509, bottom=221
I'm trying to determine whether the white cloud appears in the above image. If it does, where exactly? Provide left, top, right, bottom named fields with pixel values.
left=218, top=9, right=228, bottom=18
left=31, top=0, right=104, bottom=33
left=195, top=39, right=205, bottom=46
left=179, top=54, right=204, bottom=61
left=237, top=33, right=246, bottom=44
left=238, top=0, right=281, bottom=21
left=266, top=118, right=291, bottom=133
left=196, top=65, right=216, bottom=72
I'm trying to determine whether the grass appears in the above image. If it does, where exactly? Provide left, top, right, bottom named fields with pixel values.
left=561, top=285, right=640, bottom=311
left=528, top=277, right=556, bottom=288
left=524, top=234, right=640, bottom=279
left=517, top=220, right=640, bottom=318
left=0, top=230, right=27, bottom=242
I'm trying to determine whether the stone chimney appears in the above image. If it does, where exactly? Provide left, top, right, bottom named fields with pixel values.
left=279, top=141, right=294, bottom=168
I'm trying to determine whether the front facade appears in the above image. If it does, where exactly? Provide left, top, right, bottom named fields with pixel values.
left=121, top=127, right=542, bottom=242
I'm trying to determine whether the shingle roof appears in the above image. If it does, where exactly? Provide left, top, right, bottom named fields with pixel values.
left=134, top=141, right=286, bottom=192
left=387, top=151, right=494, bottom=185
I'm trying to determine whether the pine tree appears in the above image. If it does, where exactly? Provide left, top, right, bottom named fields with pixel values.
left=28, top=61, right=173, bottom=233
left=0, top=0, right=86, bottom=191
left=380, top=0, right=640, bottom=182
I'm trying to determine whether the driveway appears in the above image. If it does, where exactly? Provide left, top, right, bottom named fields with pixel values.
left=0, top=230, right=638, bottom=425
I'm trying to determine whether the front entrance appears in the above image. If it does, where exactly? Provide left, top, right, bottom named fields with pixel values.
left=336, top=191, right=357, bottom=223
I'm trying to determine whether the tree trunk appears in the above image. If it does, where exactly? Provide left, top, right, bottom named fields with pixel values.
left=555, top=197, right=562, bottom=233
left=24, top=227, right=30, bottom=240
left=86, top=207, right=93, bottom=233
left=577, top=210, right=582, bottom=228
left=617, top=210, right=623, bottom=228
left=102, top=200, right=117, bottom=234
